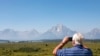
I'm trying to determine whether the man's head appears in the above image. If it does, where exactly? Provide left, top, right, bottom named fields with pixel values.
left=72, top=33, right=83, bottom=46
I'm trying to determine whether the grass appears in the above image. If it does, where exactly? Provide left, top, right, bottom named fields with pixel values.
left=0, top=42, right=100, bottom=56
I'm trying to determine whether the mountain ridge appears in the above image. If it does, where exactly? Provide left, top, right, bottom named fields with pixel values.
left=0, top=24, right=100, bottom=40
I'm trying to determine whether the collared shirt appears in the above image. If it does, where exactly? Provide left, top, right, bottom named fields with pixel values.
left=57, top=45, right=93, bottom=56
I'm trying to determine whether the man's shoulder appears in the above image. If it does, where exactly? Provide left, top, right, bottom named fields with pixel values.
left=57, top=47, right=92, bottom=56
left=84, top=48, right=93, bottom=53
left=57, top=48, right=73, bottom=55
left=57, top=47, right=75, bottom=53
left=57, top=47, right=92, bottom=53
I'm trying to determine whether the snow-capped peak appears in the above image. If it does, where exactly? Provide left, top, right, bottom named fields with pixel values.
left=56, top=24, right=63, bottom=32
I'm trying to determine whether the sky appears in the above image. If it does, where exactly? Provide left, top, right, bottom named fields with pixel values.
left=0, top=0, right=100, bottom=33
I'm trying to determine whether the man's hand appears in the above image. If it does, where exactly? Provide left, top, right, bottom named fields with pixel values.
left=61, top=36, right=70, bottom=44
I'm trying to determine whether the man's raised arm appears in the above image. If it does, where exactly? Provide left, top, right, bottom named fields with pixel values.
left=52, top=37, right=70, bottom=56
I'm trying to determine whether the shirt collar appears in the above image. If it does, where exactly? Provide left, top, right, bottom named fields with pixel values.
left=74, top=44, right=83, bottom=48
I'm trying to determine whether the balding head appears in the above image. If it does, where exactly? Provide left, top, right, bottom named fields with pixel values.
left=72, top=33, right=83, bottom=45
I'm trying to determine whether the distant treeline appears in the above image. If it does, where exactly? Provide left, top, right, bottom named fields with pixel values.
left=42, top=39, right=100, bottom=42
left=0, top=39, right=100, bottom=43
left=84, top=39, right=100, bottom=42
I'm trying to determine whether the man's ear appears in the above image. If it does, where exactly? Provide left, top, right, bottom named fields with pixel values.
left=72, top=40, right=75, bottom=46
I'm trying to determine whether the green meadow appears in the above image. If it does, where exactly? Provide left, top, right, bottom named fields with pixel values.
left=0, top=42, right=100, bottom=56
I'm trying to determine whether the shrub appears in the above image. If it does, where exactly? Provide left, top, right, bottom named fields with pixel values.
left=13, top=47, right=41, bottom=53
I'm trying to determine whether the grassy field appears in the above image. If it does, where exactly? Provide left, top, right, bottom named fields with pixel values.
left=0, top=42, right=100, bottom=56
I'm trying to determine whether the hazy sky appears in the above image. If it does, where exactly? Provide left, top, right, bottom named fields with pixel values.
left=0, top=0, right=100, bottom=33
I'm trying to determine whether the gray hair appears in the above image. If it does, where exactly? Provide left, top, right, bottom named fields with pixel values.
left=72, top=33, right=83, bottom=45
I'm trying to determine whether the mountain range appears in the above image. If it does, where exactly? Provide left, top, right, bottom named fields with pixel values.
left=0, top=24, right=100, bottom=40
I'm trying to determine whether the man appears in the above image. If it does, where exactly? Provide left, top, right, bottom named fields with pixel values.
left=53, top=33, right=93, bottom=56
